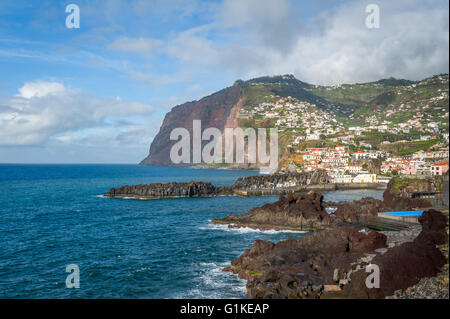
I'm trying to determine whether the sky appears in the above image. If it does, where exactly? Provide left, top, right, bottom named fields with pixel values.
left=0, top=0, right=448, bottom=164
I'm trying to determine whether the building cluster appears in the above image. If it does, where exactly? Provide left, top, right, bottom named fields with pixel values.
left=381, top=154, right=449, bottom=176
left=241, top=75, right=449, bottom=181
left=298, top=146, right=377, bottom=183
left=298, top=145, right=449, bottom=183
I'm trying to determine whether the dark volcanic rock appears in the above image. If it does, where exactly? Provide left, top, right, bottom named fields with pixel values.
left=334, top=210, right=448, bottom=299
left=105, top=171, right=332, bottom=200
left=213, top=191, right=330, bottom=231
left=336, top=240, right=446, bottom=299
left=227, top=209, right=448, bottom=299
left=226, top=226, right=387, bottom=299
left=236, top=209, right=448, bottom=299
left=232, top=171, right=330, bottom=190
left=327, top=177, right=440, bottom=224
left=332, top=197, right=388, bottom=223
left=382, top=177, right=436, bottom=210
left=214, top=173, right=436, bottom=231
left=106, top=181, right=233, bottom=199
left=414, top=209, right=448, bottom=246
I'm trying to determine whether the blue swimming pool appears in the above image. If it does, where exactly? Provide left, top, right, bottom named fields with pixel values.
left=379, top=211, right=424, bottom=216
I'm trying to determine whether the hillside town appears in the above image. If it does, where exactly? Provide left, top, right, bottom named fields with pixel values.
left=238, top=75, right=449, bottom=183
left=239, top=96, right=344, bottom=136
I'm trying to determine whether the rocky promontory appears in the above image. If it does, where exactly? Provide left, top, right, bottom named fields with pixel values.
left=212, top=192, right=330, bottom=231
left=105, top=181, right=233, bottom=199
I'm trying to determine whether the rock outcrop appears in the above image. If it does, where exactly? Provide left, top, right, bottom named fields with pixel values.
left=330, top=197, right=388, bottom=223
left=326, top=176, right=440, bottom=224
left=233, top=171, right=329, bottom=190
left=212, top=192, right=330, bottom=231
left=211, top=175, right=441, bottom=231
left=382, top=177, right=438, bottom=210
left=330, top=210, right=448, bottom=299
left=414, top=209, right=449, bottom=246
left=106, top=181, right=233, bottom=199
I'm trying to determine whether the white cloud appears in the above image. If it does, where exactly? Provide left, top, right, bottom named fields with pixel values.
left=17, top=81, right=66, bottom=98
left=155, top=0, right=449, bottom=85
left=276, top=0, right=450, bottom=84
left=218, top=0, right=299, bottom=52
left=0, top=81, right=154, bottom=146
left=108, top=37, right=163, bottom=54
left=166, top=25, right=218, bottom=64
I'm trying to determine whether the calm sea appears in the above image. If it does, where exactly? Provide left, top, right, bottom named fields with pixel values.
left=0, top=164, right=383, bottom=298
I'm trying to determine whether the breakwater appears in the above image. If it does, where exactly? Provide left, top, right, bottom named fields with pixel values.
left=335, top=182, right=386, bottom=190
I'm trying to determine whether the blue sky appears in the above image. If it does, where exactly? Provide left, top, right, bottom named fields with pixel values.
left=0, top=0, right=448, bottom=163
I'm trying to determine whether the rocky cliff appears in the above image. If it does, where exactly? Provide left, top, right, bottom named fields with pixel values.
left=140, top=82, right=242, bottom=166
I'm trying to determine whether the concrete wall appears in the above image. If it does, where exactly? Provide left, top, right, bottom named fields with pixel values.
left=335, top=183, right=386, bottom=190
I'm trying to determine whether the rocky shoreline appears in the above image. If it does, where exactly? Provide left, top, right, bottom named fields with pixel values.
left=225, top=209, right=448, bottom=299
left=216, top=177, right=448, bottom=299
left=105, top=174, right=448, bottom=299
left=386, top=267, right=449, bottom=299
left=212, top=177, right=437, bottom=232
left=105, top=170, right=388, bottom=200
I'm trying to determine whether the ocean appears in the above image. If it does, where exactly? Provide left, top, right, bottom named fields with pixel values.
left=0, top=164, right=384, bottom=298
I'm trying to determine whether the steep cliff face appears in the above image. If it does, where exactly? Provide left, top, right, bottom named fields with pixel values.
left=140, top=75, right=322, bottom=167
left=140, top=82, right=242, bottom=165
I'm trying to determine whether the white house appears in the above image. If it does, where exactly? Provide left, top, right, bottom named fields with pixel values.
left=352, top=174, right=377, bottom=183
left=332, top=175, right=353, bottom=183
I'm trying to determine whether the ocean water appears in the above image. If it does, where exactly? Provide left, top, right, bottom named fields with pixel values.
left=0, top=164, right=383, bottom=299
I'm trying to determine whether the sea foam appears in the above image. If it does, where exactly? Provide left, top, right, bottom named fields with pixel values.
left=199, top=220, right=306, bottom=234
